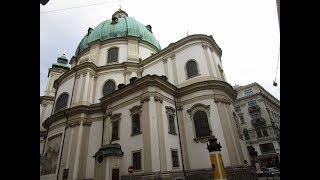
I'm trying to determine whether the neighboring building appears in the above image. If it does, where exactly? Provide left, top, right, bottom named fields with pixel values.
left=233, top=82, right=280, bottom=169
left=40, top=9, right=253, bottom=180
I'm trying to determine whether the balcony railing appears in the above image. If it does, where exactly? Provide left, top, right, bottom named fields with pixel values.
left=248, top=105, right=261, bottom=113
left=251, top=117, right=266, bottom=126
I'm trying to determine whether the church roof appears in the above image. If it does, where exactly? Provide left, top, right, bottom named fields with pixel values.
left=75, top=9, right=161, bottom=56
left=52, top=53, right=70, bottom=70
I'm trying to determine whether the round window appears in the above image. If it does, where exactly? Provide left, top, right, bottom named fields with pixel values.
left=97, top=155, right=104, bottom=164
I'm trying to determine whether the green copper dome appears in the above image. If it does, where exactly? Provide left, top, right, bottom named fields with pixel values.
left=75, top=9, right=161, bottom=56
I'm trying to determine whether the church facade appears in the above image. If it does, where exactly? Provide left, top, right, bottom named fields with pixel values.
left=40, top=9, right=252, bottom=180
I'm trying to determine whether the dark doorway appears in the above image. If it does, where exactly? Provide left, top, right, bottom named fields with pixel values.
left=112, top=169, right=119, bottom=180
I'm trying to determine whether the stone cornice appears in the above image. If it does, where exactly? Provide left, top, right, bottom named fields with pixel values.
left=100, top=75, right=178, bottom=106
left=69, top=37, right=160, bottom=65
left=139, top=34, right=222, bottom=67
left=177, top=80, right=237, bottom=101
left=48, top=67, right=68, bottom=77
left=53, top=61, right=140, bottom=89
left=42, top=103, right=102, bottom=129
left=234, top=82, right=280, bottom=105
left=40, top=96, right=55, bottom=104
left=235, top=92, right=280, bottom=108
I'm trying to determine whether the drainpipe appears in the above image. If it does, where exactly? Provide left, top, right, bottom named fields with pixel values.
left=56, top=67, right=78, bottom=180
left=174, top=95, right=186, bottom=178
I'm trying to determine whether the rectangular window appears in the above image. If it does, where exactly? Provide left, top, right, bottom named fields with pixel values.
left=259, top=143, right=276, bottom=154
left=112, top=121, right=119, bottom=140
left=239, top=115, right=245, bottom=124
left=107, top=48, right=118, bottom=63
left=132, top=151, right=141, bottom=170
left=132, top=114, right=141, bottom=135
left=235, top=105, right=241, bottom=112
left=248, top=100, right=257, bottom=107
left=244, top=89, right=253, bottom=96
left=168, top=114, right=176, bottom=134
left=256, top=128, right=263, bottom=138
left=171, top=150, right=179, bottom=167
left=262, top=128, right=269, bottom=137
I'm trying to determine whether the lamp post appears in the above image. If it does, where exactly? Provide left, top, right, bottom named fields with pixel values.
left=207, top=137, right=227, bottom=180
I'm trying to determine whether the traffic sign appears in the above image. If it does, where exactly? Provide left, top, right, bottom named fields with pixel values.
left=128, top=166, right=134, bottom=174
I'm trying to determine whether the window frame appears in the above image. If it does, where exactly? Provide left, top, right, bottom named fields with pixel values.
left=129, top=105, right=142, bottom=136
left=187, top=103, right=213, bottom=142
left=132, top=150, right=142, bottom=171
left=185, top=59, right=200, bottom=79
left=166, top=106, right=177, bottom=135
left=110, top=113, right=121, bottom=141
left=102, top=79, right=116, bottom=97
left=248, top=100, right=257, bottom=107
left=243, top=129, right=250, bottom=140
left=244, top=89, right=253, bottom=96
left=171, top=149, right=180, bottom=168
left=54, top=92, right=69, bottom=113
left=107, top=47, right=119, bottom=64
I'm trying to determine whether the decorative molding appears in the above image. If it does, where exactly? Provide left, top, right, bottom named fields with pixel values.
left=170, top=54, right=175, bottom=60
left=82, top=120, right=92, bottom=126
left=202, top=44, right=208, bottom=50
left=163, top=59, right=167, bottom=64
left=176, top=105, right=183, bottom=111
left=214, top=98, right=231, bottom=104
left=193, top=135, right=215, bottom=143
left=165, top=106, right=175, bottom=114
left=129, top=105, right=142, bottom=115
left=154, top=95, right=163, bottom=103
left=67, top=121, right=81, bottom=128
left=140, top=96, right=150, bottom=104
left=187, top=103, right=210, bottom=115
left=110, top=113, right=121, bottom=122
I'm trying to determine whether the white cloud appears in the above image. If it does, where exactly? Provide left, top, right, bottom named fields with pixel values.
left=40, top=0, right=280, bottom=100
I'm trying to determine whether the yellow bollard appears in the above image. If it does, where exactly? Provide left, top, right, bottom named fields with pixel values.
left=207, top=137, right=227, bottom=180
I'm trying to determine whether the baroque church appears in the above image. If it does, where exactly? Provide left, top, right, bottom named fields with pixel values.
left=40, top=9, right=253, bottom=180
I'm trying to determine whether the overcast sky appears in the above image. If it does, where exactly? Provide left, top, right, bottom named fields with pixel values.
left=40, top=0, right=280, bottom=100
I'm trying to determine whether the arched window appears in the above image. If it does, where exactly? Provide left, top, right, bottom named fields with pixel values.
left=193, top=111, right=211, bottom=138
left=186, top=60, right=199, bottom=78
left=103, top=80, right=116, bottom=96
left=54, top=93, right=69, bottom=112
left=243, top=129, right=250, bottom=140
left=107, top=47, right=119, bottom=63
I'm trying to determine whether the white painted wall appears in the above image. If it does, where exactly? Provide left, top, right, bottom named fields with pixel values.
left=161, top=101, right=182, bottom=171
left=85, top=120, right=103, bottom=179
left=175, top=44, right=209, bottom=84
left=98, top=43, right=128, bottom=66
left=149, top=98, right=161, bottom=172
left=109, top=102, right=144, bottom=176
left=94, top=72, right=125, bottom=103
left=55, top=76, right=75, bottom=110
left=181, top=98, right=233, bottom=169
left=138, top=45, right=154, bottom=60
left=43, top=103, right=54, bottom=122
left=143, top=60, right=165, bottom=76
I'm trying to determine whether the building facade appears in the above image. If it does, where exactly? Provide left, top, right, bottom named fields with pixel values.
left=233, top=83, right=280, bottom=169
left=40, top=9, right=253, bottom=180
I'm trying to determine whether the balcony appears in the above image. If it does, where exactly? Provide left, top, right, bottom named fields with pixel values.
left=248, top=105, right=261, bottom=113
left=251, top=117, right=266, bottom=127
